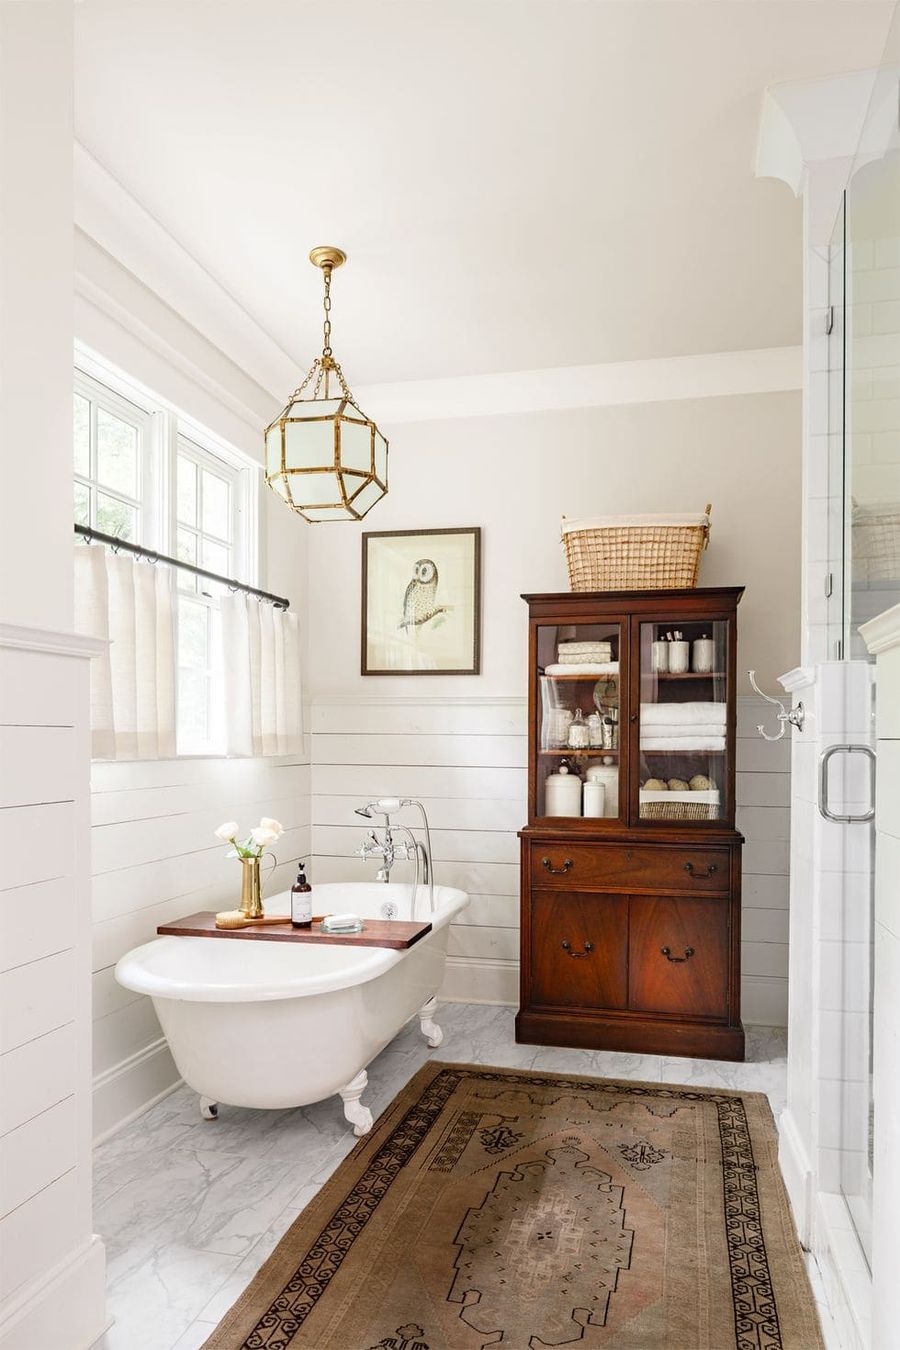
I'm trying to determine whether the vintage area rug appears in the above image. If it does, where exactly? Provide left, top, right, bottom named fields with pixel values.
left=205, top=1062, right=823, bottom=1350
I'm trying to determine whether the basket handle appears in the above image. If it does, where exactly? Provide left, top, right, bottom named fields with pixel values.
left=702, top=502, right=712, bottom=549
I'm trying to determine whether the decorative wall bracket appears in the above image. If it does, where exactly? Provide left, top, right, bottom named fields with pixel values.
left=748, top=670, right=805, bottom=741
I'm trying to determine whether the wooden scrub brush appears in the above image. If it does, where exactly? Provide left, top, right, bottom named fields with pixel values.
left=215, top=910, right=290, bottom=929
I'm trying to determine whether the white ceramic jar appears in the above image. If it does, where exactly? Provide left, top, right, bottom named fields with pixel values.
left=585, top=763, right=618, bottom=816
left=583, top=781, right=606, bottom=817
left=545, top=764, right=582, bottom=816
left=669, top=640, right=689, bottom=674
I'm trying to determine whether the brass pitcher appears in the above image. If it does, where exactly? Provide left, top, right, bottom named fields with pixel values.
left=239, top=857, right=264, bottom=919
left=238, top=853, right=277, bottom=919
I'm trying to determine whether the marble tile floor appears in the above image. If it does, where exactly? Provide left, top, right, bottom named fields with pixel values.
left=93, top=1004, right=794, bottom=1350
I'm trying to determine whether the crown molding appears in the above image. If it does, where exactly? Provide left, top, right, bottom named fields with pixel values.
left=74, top=142, right=297, bottom=399
left=353, top=346, right=801, bottom=425
left=860, top=603, right=900, bottom=655
left=779, top=665, right=815, bottom=693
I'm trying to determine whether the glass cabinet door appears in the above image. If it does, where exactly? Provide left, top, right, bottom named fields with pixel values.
left=636, top=618, right=730, bottom=824
left=535, top=621, right=623, bottom=821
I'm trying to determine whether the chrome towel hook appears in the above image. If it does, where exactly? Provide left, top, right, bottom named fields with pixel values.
left=748, top=670, right=805, bottom=741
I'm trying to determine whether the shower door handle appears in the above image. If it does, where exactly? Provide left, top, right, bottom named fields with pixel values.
left=818, top=744, right=876, bottom=823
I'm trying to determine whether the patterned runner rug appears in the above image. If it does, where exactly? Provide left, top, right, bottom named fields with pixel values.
left=204, top=1061, right=823, bottom=1350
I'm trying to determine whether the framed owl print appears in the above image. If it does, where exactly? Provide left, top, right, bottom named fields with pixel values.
left=361, top=527, right=482, bottom=675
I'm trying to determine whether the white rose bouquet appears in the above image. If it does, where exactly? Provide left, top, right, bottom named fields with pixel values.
left=214, top=817, right=285, bottom=859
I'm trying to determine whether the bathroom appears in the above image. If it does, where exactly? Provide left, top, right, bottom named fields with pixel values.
left=1, top=2, right=899, bottom=1348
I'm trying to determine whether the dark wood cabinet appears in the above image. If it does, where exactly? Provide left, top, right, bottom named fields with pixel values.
left=516, top=587, right=745, bottom=1061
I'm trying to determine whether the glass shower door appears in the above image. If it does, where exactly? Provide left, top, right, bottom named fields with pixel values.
left=827, top=25, right=900, bottom=1265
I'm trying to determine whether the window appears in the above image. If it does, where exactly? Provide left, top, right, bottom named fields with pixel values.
left=73, top=377, right=153, bottom=544
left=73, top=354, right=259, bottom=757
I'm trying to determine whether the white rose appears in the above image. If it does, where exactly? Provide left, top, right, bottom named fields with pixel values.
left=259, top=817, right=284, bottom=837
left=215, top=821, right=239, bottom=842
left=251, top=826, right=278, bottom=847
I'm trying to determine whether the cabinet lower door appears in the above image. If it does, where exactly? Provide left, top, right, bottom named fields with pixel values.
left=530, top=891, right=628, bottom=1010
left=628, top=895, right=728, bottom=1019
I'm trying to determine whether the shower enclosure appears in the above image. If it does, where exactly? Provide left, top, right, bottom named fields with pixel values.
left=823, top=20, right=900, bottom=1272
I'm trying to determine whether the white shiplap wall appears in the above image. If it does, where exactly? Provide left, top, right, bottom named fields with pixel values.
left=311, top=696, right=790, bottom=1025
left=0, top=631, right=106, bottom=1343
left=90, top=747, right=310, bottom=1139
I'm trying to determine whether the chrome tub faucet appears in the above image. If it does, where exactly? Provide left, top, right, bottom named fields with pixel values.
left=355, top=797, right=435, bottom=912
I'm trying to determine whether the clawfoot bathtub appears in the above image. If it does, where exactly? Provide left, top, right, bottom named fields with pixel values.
left=115, top=882, right=468, bottom=1136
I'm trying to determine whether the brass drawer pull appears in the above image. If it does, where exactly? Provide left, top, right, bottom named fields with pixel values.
left=661, top=945, right=695, bottom=963
left=561, top=939, right=594, bottom=958
left=683, top=862, right=717, bottom=878
left=542, top=857, right=573, bottom=875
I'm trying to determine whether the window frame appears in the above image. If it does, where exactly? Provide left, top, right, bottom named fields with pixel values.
left=74, top=349, right=262, bottom=758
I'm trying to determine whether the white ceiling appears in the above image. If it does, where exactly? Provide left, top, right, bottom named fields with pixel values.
left=74, top=0, right=893, bottom=386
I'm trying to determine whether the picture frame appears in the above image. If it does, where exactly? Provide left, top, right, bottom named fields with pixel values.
left=361, top=527, right=482, bottom=675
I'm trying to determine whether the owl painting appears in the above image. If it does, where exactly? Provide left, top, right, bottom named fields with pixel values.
left=399, top=558, right=446, bottom=630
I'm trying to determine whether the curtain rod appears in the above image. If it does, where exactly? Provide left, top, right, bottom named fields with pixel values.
left=74, top=524, right=290, bottom=609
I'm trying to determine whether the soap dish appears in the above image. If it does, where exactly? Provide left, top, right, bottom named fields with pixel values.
left=320, top=914, right=364, bottom=935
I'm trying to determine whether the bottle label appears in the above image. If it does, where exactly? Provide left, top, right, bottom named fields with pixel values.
left=291, top=891, right=313, bottom=925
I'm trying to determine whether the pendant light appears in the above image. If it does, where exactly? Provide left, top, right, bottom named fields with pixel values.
left=264, top=247, right=388, bottom=522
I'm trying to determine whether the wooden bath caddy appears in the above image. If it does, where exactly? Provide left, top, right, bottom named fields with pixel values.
left=157, top=911, right=432, bottom=950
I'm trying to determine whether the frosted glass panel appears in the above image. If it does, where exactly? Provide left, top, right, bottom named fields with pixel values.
left=292, top=469, right=342, bottom=506
left=339, top=418, right=372, bottom=472
left=284, top=419, right=334, bottom=470
left=348, top=477, right=385, bottom=518
left=374, top=431, right=388, bottom=484
left=265, top=424, right=283, bottom=475
left=286, top=397, right=343, bottom=420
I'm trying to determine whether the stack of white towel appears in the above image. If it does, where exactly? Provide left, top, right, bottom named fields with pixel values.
left=545, top=640, right=618, bottom=678
left=640, top=701, right=725, bottom=751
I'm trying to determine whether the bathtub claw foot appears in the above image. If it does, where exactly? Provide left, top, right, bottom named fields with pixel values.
left=419, top=996, right=443, bottom=1048
left=339, top=1070, right=373, bottom=1136
left=200, top=1097, right=218, bottom=1121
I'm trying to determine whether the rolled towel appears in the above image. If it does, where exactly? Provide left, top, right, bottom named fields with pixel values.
left=545, top=662, right=620, bottom=676
left=641, top=702, right=725, bottom=726
left=640, top=736, right=725, bottom=751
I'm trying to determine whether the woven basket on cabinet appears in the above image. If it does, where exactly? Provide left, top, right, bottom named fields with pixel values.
left=562, top=505, right=711, bottom=591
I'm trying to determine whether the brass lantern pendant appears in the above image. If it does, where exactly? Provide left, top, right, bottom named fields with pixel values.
left=264, top=247, right=388, bottom=522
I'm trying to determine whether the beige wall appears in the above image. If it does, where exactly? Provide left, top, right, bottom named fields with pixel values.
left=309, top=390, right=801, bottom=694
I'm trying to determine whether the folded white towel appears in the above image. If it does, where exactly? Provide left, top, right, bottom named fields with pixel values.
left=545, top=662, right=620, bottom=676
left=640, top=723, right=724, bottom=739
left=554, top=652, right=613, bottom=665
left=558, top=642, right=613, bottom=656
left=640, top=736, right=725, bottom=751
left=641, top=702, right=725, bottom=726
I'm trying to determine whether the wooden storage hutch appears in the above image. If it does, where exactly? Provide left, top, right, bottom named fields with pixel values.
left=517, top=586, right=745, bottom=1061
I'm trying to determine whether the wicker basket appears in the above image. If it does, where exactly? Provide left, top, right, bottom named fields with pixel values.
left=562, top=506, right=711, bottom=591
left=639, top=790, right=720, bottom=821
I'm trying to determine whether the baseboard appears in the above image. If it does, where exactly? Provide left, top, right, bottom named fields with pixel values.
left=812, top=1192, right=872, bottom=1350
left=778, top=1107, right=813, bottom=1248
left=0, top=1235, right=107, bottom=1350
left=741, top=975, right=789, bottom=1027
left=92, top=1036, right=181, bottom=1143
left=439, top=956, right=518, bottom=1005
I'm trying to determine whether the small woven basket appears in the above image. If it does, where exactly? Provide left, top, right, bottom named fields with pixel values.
left=640, top=799, right=719, bottom=821
left=562, top=505, right=711, bottom=591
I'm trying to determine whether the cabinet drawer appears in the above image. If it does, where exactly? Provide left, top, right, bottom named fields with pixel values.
left=530, top=843, right=729, bottom=894
left=530, top=892, right=628, bottom=1010
left=628, top=895, right=728, bottom=1019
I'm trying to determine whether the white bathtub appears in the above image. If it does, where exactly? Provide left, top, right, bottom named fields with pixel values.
left=115, top=882, right=468, bottom=1135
